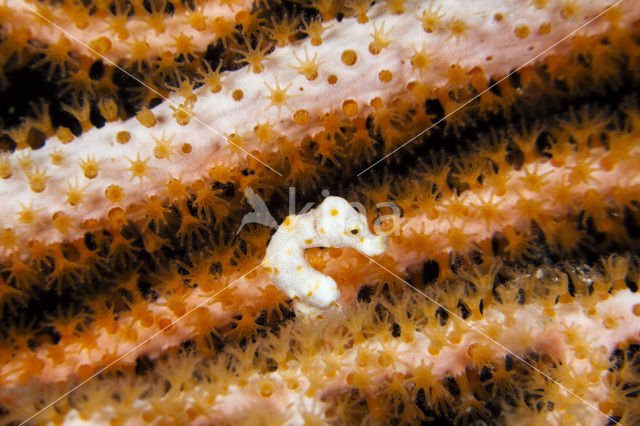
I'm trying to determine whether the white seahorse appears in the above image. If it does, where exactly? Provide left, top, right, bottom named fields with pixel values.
left=264, top=196, right=387, bottom=312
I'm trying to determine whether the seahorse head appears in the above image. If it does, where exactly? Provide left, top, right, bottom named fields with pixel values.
left=314, top=196, right=387, bottom=257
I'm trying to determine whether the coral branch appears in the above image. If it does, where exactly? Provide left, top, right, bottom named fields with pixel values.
left=1, top=0, right=640, bottom=424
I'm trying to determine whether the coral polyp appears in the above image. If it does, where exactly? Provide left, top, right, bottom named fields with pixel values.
left=0, top=0, right=640, bottom=424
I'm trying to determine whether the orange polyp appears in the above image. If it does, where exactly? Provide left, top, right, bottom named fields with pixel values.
left=76, top=364, right=93, bottom=380
left=105, top=185, right=125, bottom=204
left=116, top=131, right=131, bottom=144
left=264, top=78, right=294, bottom=116
left=418, top=2, right=445, bottom=33
left=108, top=207, right=127, bottom=229
left=136, top=107, right=156, bottom=128
left=369, top=21, right=393, bottom=54
left=342, top=99, right=358, bottom=116
left=291, top=48, right=323, bottom=80
left=514, top=23, right=530, bottom=38
left=302, top=17, right=330, bottom=46
left=89, top=36, right=112, bottom=55
left=79, top=155, right=100, bottom=179
left=171, top=103, right=193, bottom=126
left=379, top=69, right=393, bottom=82
left=539, top=21, right=552, bottom=34
left=26, top=167, right=49, bottom=193
left=448, top=17, right=469, bottom=43
left=410, top=43, right=432, bottom=77
left=56, top=126, right=74, bottom=144
left=125, top=153, right=155, bottom=183
left=293, top=109, right=309, bottom=125
left=0, top=157, right=11, bottom=179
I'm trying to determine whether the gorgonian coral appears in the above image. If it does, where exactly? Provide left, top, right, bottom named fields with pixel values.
left=0, top=0, right=639, bottom=424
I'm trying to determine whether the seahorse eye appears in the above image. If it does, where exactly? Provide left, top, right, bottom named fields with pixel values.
left=350, top=228, right=359, bottom=235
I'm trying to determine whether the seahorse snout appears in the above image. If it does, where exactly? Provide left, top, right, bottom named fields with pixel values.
left=360, top=234, right=387, bottom=257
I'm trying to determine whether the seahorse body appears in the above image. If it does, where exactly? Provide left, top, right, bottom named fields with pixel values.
left=264, top=196, right=387, bottom=310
